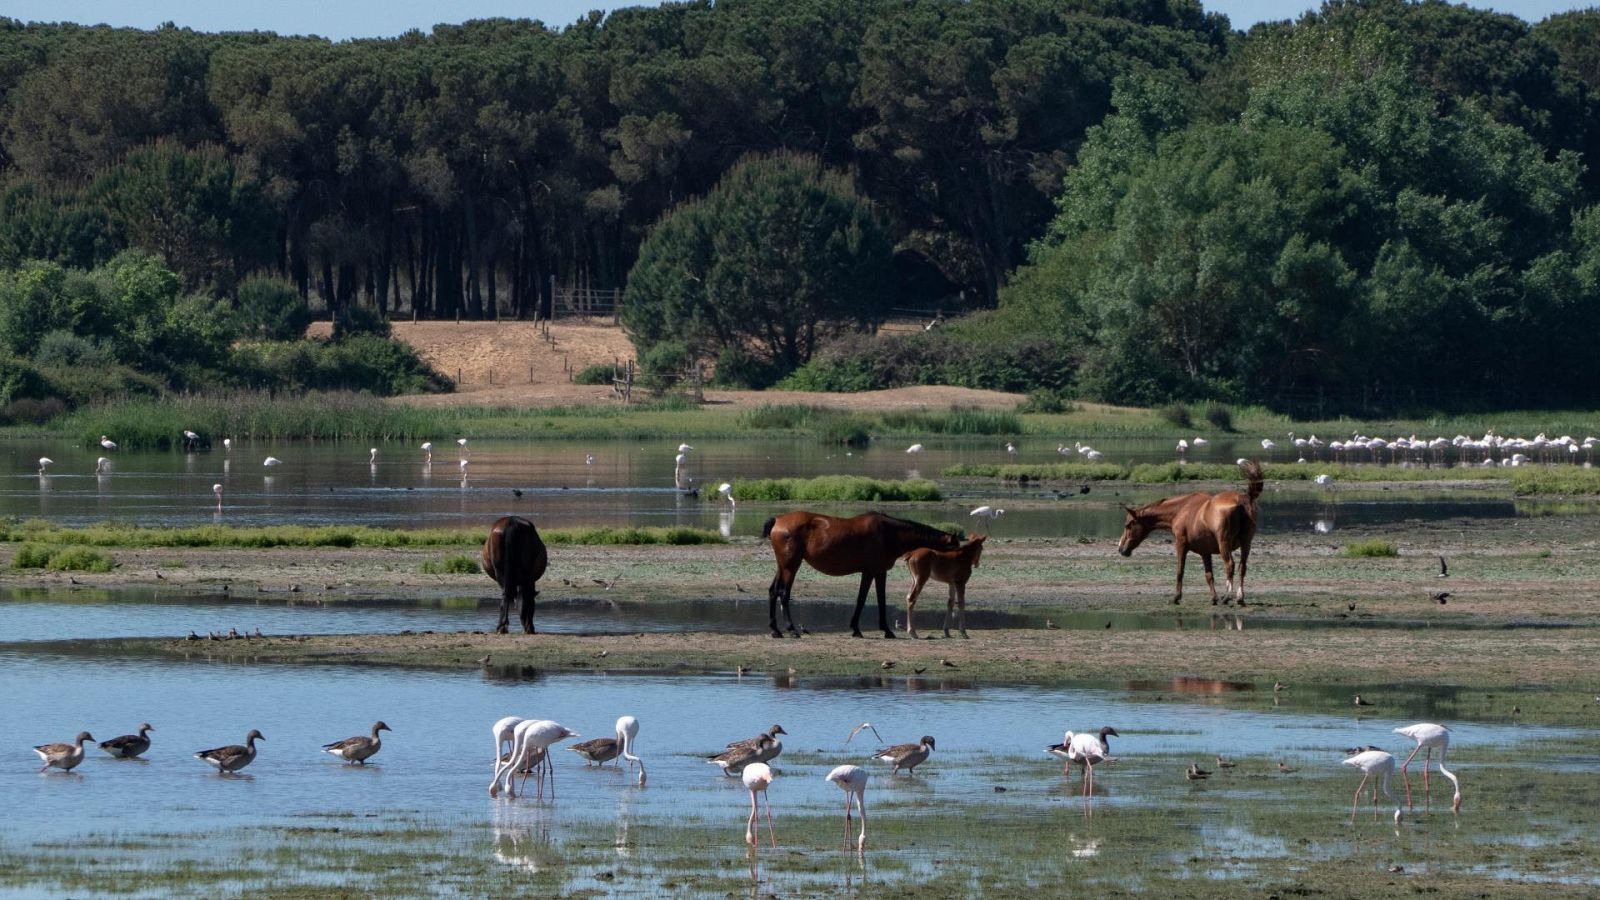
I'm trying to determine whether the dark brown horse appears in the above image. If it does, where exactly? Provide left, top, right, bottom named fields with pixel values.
left=762, top=511, right=959, bottom=639
left=1118, top=460, right=1262, bottom=605
left=482, top=516, right=549, bottom=633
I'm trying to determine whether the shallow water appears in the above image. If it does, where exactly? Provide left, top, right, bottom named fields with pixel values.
left=2, top=437, right=1589, bottom=537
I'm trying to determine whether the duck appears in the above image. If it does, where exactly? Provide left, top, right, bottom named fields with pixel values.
left=568, top=736, right=623, bottom=767
left=195, top=729, right=264, bottom=774
left=873, top=735, right=936, bottom=775
left=708, top=733, right=777, bottom=776
left=321, top=721, right=389, bottom=765
left=33, top=732, right=95, bottom=772
left=99, top=723, right=154, bottom=759
left=725, top=724, right=787, bottom=763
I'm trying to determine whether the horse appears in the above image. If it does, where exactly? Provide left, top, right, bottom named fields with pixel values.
left=762, top=511, right=960, bottom=639
left=901, top=535, right=987, bottom=639
left=482, top=516, right=549, bottom=633
left=1118, top=459, right=1263, bottom=605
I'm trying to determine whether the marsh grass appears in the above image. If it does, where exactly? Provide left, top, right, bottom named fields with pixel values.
left=940, top=459, right=1600, bottom=491
left=1344, top=539, right=1400, bottom=558
left=418, top=555, right=481, bottom=575
left=8, top=544, right=113, bottom=572
left=0, top=521, right=724, bottom=549
left=730, top=476, right=941, bottom=502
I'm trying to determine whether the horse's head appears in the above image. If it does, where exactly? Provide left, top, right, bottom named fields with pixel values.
left=1118, top=505, right=1155, bottom=557
left=962, top=535, right=987, bottom=567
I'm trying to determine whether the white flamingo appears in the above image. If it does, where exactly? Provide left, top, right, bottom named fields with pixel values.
left=457, top=438, right=470, bottom=458
left=742, top=762, right=776, bottom=848
left=905, top=443, right=924, bottom=454
left=677, top=443, right=694, bottom=453
left=37, top=457, right=53, bottom=476
left=223, top=438, right=232, bottom=452
left=1342, top=748, right=1402, bottom=825
left=212, top=483, right=223, bottom=508
left=718, top=483, right=735, bottom=508
left=95, top=457, right=110, bottom=474
left=616, top=715, right=645, bottom=785
left=1047, top=727, right=1119, bottom=796
left=491, top=716, right=523, bottom=769
left=825, top=764, right=868, bottom=851
left=263, top=457, right=282, bottom=467
left=1393, top=723, right=1461, bottom=814
left=491, top=719, right=577, bottom=799
left=421, top=442, right=433, bottom=463
left=100, top=435, right=117, bottom=451
left=369, top=448, right=378, bottom=465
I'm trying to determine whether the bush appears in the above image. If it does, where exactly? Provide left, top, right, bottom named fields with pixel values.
left=332, top=304, right=391, bottom=339
left=32, top=330, right=114, bottom=368
left=713, top=346, right=784, bottom=389
left=1344, top=539, right=1398, bottom=558
left=10, top=544, right=53, bottom=568
left=638, top=341, right=689, bottom=395
left=732, top=476, right=941, bottom=502
left=1203, top=402, right=1234, bottom=432
left=9, top=544, right=113, bottom=572
left=573, top=363, right=613, bottom=386
left=229, top=336, right=451, bottom=396
left=1018, top=389, right=1075, bottom=413
left=879, top=408, right=1022, bottom=435
left=235, top=276, right=311, bottom=341
left=779, top=329, right=1074, bottom=394
left=419, top=554, right=483, bottom=574
left=1159, top=403, right=1193, bottom=428
left=1, top=396, right=65, bottom=424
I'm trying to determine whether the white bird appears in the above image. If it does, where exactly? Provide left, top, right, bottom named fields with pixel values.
left=742, top=762, right=776, bottom=848
left=491, top=719, right=577, bottom=798
left=1047, top=727, right=1118, bottom=795
left=37, top=457, right=53, bottom=476
left=1084, top=449, right=1105, bottom=461
left=263, top=457, right=282, bottom=467
left=212, top=483, right=223, bottom=507
left=100, top=435, right=117, bottom=451
left=95, top=457, right=110, bottom=474
left=678, top=443, right=694, bottom=453
left=421, top=442, right=433, bottom=463
left=459, top=458, right=470, bottom=475
left=825, top=764, right=868, bottom=851
left=1393, top=723, right=1461, bottom=814
left=223, top=438, right=232, bottom=452
left=1342, top=748, right=1402, bottom=825
left=369, top=448, right=378, bottom=464
left=1192, top=437, right=1208, bottom=446
left=905, top=443, right=924, bottom=454
left=1260, top=438, right=1276, bottom=453
left=183, top=429, right=199, bottom=442
left=674, top=453, right=686, bottom=470
left=1176, top=439, right=1188, bottom=454
left=1314, top=474, right=1333, bottom=486
left=718, top=483, right=735, bottom=508
left=616, top=715, right=645, bottom=785
left=1005, top=442, right=1018, bottom=455
left=585, top=454, right=595, bottom=465
left=969, top=506, right=1004, bottom=532
left=491, top=716, right=523, bottom=770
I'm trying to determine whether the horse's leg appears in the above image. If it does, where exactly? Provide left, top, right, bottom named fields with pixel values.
left=1201, top=554, right=1219, bottom=605
left=904, top=571, right=926, bottom=639
left=942, top=583, right=954, bottom=639
left=1172, top=541, right=1187, bottom=604
left=767, top=571, right=785, bottom=638
left=875, top=572, right=894, bottom=639
left=780, top=567, right=803, bottom=637
left=496, top=577, right=514, bottom=635
left=1235, top=540, right=1251, bottom=606
left=957, top=581, right=969, bottom=639
left=519, top=576, right=538, bottom=635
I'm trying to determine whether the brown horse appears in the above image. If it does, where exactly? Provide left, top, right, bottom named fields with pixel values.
left=762, top=511, right=959, bottom=639
left=482, top=516, right=549, bottom=633
left=1118, top=460, right=1263, bottom=605
left=902, top=535, right=987, bottom=639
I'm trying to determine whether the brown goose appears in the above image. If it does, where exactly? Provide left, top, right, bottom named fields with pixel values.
left=322, top=721, right=389, bottom=765
left=33, top=732, right=95, bottom=772
left=726, top=725, right=787, bottom=764
left=195, top=729, right=264, bottom=774
left=99, top=723, right=154, bottom=759
left=873, top=735, right=936, bottom=775
left=568, top=737, right=622, bottom=766
left=708, top=734, right=777, bottom=776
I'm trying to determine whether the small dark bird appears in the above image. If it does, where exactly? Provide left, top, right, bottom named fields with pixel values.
left=1216, top=755, right=1236, bottom=769
left=69, top=576, right=80, bottom=585
left=913, top=666, right=927, bottom=674
left=512, top=488, right=523, bottom=498
left=1274, top=681, right=1286, bottom=693
left=155, top=571, right=165, bottom=580
left=186, top=631, right=199, bottom=641
left=1438, top=555, right=1448, bottom=577
left=1079, top=485, right=1091, bottom=494
left=253, top=627, right=263, bottom=638
left=1185, top=766, right=1208, bottom=781
left=477, top=654, right=491, bottom=666
left=1347, top=602, right=1357, bottom=612
left=993, top=785, right=1008, bottom=793
left=290, top=584, right=301, bottom=593
left=1354, top=694, right=1373, bottom=707
left=734, top=583, right=746, bottom=593
left=1104, top=621, right=1112, bottom=629
left=1431, top=591, right=1451, bottom=605
left=1277, top=761, right=1297, bottom=774
left=1511, top=705, right=1521, bottom=715
left=1190, top=763, right=1213, bottom=777
left=941, top=658, right=958, bottom=669
left=735, top=665, right=749, bottom=676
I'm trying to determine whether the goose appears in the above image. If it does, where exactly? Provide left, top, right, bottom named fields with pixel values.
left=568, top=736, right=623, bottom=766
left=322, top=721, right=390, bottom=765
left=708, top=733, right=777, bottom=776
left=873, top=735, right=936, bottom=776
left=195, top=729, right=264, bottom=774
left=33, top=731, right=95, bottom=772
left=99, top=723, right=154, bottom=759
left=725, top=725, right=786, bottom=761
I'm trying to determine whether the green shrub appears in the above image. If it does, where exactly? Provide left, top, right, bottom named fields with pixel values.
left=638, top=340, right=689, bottom=395
left=732, top=476, right=941, bottom=502
left=1509, top=468, right=1600, bottom=495
left=1, top=396, right=65, bottom=424
left=1203, top=402, right=1235, bottom=432
left=1018, top=389, right=1075, bottom=414
left=419, top=554, right=483, bottom=575
left=1159, top=403, right=1193, bottom=428
left=879, top=407, right=1022, bottom=435
left=778, top=329, right=1074, bottom=393
left=229, top=335, right=451, bottom=396
left=1344, top=539, right=1398, bottom=558
left=234, top=276, right=311, bottom=341
left=573, top=363, right=613, bottom=386
left=45, top=547, right=113, bottom=572
left=10, top=544, right=53, bottom=568
left=332, top=304, right=391, bottom=339
left=713, top=346, right=784, bottom=389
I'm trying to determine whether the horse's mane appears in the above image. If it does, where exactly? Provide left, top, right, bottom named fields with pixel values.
left=1239, top=459, right=1264, bottom=502
left=870, top=511, right=954, bottom=541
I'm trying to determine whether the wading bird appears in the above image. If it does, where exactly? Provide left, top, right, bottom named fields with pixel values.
left=263, top=457, right=282, bottom=467
left=37, top=457, right=52, bottom=476
left=616, top=715, right=645, bottom=785
left=100, top=435, right=117, bottom=451
left=719, top=483, right=735, bottom=508
left=369, top=448, right=378, bottom=465
left=195, top=729, right=264, bottom=775
left=95, top=457, right=109, bottom=474
left=905, top=443, right=923, bottom=454
left=457, top=437, right=470, bottom=458
left=873, top=735, right=936, bottom=776
left=421, top=442, right=433, bottom=463
left=1047, top=727, right=1119, bottom=795
left=223, top=438, right=232, bottom=452
left=1342, top=748, right=1402, bottom=825
left=322, top=721, right=390, bottom=765
left=213, top=484, right=223, bottom=507
left=968, top=506, right=1005, bottom=531
left=33, top=731, right=94, bottom=772
left=825, top=764, right=868, bottom=851
left=491, top=720, right=577, bottom=798
left=1393, top=723, right=1461, bottom=814
left=678, top=443, right=694, bottom=454
left=742, top=762, right=776, bottom=848
left=98, top=723, right=154, bottom=759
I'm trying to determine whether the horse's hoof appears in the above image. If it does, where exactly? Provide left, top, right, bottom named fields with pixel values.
left=770, top=632, right=786, bottom=639
left=851, top=630, right=864, bottom=638
left=1172, top=598, right=1181, bottom=605
left=882, top=631, right=896, bottom=640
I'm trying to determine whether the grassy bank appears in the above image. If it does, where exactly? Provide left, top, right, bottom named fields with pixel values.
left=0, top=521, right=725, bottom=549
left=728, top=476, right=941, bottom=502
left=943, top=460, right=1600, bottom=494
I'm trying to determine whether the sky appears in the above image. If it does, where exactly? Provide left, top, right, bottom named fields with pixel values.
left=1, top=1, right=1594, bottom=41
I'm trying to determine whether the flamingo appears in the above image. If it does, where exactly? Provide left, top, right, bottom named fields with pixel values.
left=1176, top=439, right=1188, bottom=454
left=905, top=443, right=924, bottom=454
left=263, top=457, right=282, bottom=467
left=457, top=438, right=470, bottom=458
left=212, top=483, right=223, bottom=508
left=421, top=442, right=433, bottom=463
left=674, top=452, right=686, bottom=476
left=1342, top=748, right=1402, bottom=825
left=223, top=438, right=232, bottom=452
left=1193, top=437, right=1208, bottom=447
left=369, top=448, right=378, bottom=465
left=1393, top=723, right=1461, bottom=814
left=678, top=443, right=694, bottom=453
left=491, top=716, right=523, bottom=769
left=742, top=762, right=776, bottom=847
left=825, top=764, right=868, bottom=851
left=95, top=457, right=110, bottom=474
left=491, top=719, right=577, bottom=798
left=460, top=458, right=470, bottom=474
left=183, top=429, right=199, bottom=442
left=616, top=715, right=645, bottom=785
left=585, top=454, right=595, bottom=465
left=1260, top=438, right=1276, bottom=457
left=100, top=435, right=117, bottom=451
left=718, top=483, right=735, bottom=508
left=1047, top=727, right=1119, bottom=796
left=37, top=457, right=53, bottom=476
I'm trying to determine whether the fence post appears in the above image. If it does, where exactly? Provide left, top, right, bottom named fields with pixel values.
left=625, top=360, right=633, bottom=403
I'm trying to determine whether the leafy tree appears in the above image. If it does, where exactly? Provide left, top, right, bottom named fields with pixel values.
left=234, top=275, right=311, bottom=341
left=622, top=153, right=896, bottom=375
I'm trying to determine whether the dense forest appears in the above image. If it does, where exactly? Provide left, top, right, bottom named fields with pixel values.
left=1, top=0, right=1598, bottom=414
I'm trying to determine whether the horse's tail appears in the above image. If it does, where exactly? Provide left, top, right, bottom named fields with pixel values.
left=761, top=516, right=777, bottom=540
left=1240, top=459, right=1264, bottom=503
left=501, top=516, right=528, bottom=567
